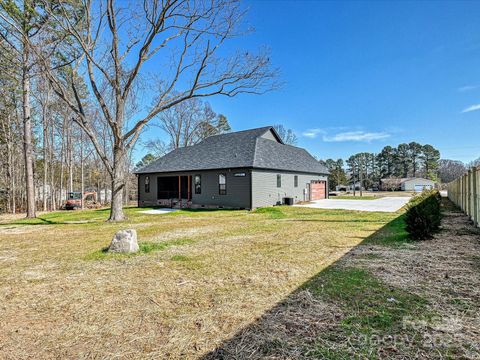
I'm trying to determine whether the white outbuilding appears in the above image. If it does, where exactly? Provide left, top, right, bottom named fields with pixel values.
left=400, top=178, right=436, bottom=192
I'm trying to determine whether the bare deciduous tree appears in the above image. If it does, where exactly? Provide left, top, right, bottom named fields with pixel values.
left=438, top=159, right=466, bottom=184
left=0, top=0, right=52, bottom=217
left=273, top=124, right=297, bottom=145
left=159, top=98, right=230, bottom=149
left=39, top=0, right=277, bottom=221
left=143, top=138, right=169, bottom=158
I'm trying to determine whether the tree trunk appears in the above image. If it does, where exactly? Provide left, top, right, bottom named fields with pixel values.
left=108, top=145, right=126, bottom=221
left=11, top=158, right=16, bottom=214
left=59, top=116, right=66, bottom=208
left=22, top=44, right=36, bottom=218
left=42, top=108, right=48, bottom=211
left=359, top=160, right=364, bottom=197
left=68, top=125, right=73, bottom=193
left=352, top=164, right=356, bottom=196
left=50, top=119, right=56, bottom=211
left=80, top=131, right=84, bottom=210
left=11, top=139, right=16, bottom=214
left=2, top=117, right=14, bottom=213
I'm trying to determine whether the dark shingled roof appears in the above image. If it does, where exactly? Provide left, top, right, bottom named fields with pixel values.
left=135, top=126, right=329, bottom=175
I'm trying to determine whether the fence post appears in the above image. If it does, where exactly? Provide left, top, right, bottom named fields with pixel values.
left=474, top=168, right=478, bottom=227
left=447, top=168, right=480, bottom=228
left=468, top=170, right=472, bottom=220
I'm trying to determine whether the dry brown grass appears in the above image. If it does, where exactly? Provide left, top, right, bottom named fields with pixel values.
left=0, top=206, right=398, bottom=359
left=201, top=200, right=480, bottom=359
left=347, top=202, right=480, bottom=356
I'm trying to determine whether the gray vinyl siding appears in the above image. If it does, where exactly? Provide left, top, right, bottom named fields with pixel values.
left=138, top=168, right=328, bottom=209
left=137, top=169, right=251, bottom=209
left=251, top=170, right=328, bottom=208
left=138, top=173, right=158, bottom=206
left=191, top=169, right=251, bottom=209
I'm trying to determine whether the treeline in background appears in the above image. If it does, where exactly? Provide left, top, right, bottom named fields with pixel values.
left=321, top=142, right=477, bottom=191
left=0, top=1, right=277, bottom=218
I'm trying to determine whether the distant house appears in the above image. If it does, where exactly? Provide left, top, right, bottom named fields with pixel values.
left=381, top=177, right=435, bottom=192
left=335, top=182, right=363, bottom=192
left=335, top=184, right=348, bottom=192
left=135, top=126, right=329, bottom=209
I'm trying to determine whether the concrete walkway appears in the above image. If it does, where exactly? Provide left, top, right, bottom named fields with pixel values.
left=294, top=196, right=410, bottom=213
left=139, top=208, right=178, bottom=215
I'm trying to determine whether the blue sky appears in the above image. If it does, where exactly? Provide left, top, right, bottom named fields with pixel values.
left=139, top=0, right=480, bottom=163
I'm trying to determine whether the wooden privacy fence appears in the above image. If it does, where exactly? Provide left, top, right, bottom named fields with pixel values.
left=447, top=167, right=480, bottom=227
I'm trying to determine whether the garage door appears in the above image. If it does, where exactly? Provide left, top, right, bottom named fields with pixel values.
left=310, top=180, right=326, bottom=200
left=414, top=184, right=433, bottom=192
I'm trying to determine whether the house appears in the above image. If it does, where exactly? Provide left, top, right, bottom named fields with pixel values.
left=400, top=178, right=436, bottom=192
left=135, top=126, right=329, bottom=209
left=381, top=177, right=436, bottom=192
left=335, top=184, right=348, bottom=192
left=335, top=182, right=364, bottom=192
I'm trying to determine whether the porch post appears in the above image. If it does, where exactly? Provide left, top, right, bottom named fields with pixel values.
left=178, top=176, right=181, bottom=208
left=187, top=175, right=191, bottom=201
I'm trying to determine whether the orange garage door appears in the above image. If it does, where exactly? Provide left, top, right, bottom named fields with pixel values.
left=310, top=180, right=326, bottom=200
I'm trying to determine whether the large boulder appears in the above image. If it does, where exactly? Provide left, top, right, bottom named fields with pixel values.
left=108, top=229, right=139, bottom=253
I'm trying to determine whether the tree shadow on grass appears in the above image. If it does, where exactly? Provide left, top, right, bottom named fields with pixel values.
left=200, top=213, right=434, bottom=360
left=10, top=216, right=105, bottom=226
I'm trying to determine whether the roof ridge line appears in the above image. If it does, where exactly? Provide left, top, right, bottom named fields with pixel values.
left=207, top=125, right=273, bottom=138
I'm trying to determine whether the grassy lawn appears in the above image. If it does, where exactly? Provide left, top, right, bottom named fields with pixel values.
left=0, top=206, right=400, bottom=358
left=204, top=199, right=480, bottom=359
left=1, top=201, right=478, bottom=359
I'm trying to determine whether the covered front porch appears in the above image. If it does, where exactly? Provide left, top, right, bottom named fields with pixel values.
left=157, top=175, right=192, bottom=208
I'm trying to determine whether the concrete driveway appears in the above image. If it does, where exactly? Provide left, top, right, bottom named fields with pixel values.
left=294, top=196, right=410, bottom=213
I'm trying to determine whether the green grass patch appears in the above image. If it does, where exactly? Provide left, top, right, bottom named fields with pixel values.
left=11, top=208, right=112, bottom=225
left=170, top=254, right=203, bottom=270
left=253, top=206, right=286, bottom=219
left=85, top=238, right=194, bottom=260
left=7, top=206, right=159, bottom=226
left=170, top=254, right=191, bottom=262
left=307, top=266, right=433, bottom=357
left=363, top=214, right=409, bottom=246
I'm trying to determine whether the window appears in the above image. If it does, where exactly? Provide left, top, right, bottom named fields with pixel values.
left=194, top=175, right=201, bottom=194
left=294, top=175, right=298, bottom=188
left=145, top=176, right=150, bottom=193
left=219, top=173, right=227, bottom=195
left=277, top=174, right=281, bottom=188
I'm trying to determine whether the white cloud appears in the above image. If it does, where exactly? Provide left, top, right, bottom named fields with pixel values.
left=461, top=104, right=480, bottom=113
left=322, top=131, right=390, bottom=143
left=302, top=128, right=324, bottom=138
left=458, top=85, right=480, bottom=92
